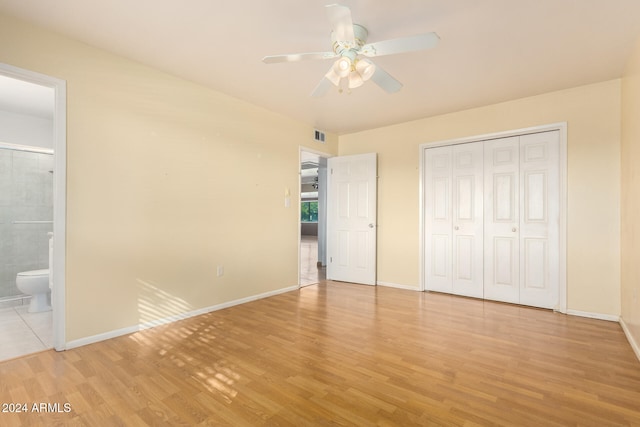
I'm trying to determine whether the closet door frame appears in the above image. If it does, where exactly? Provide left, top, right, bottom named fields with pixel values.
left=419, top=122, right=568, bottom=313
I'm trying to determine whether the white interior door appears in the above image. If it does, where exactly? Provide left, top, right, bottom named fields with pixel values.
left=451, top=143, right=484, bottom=298
left=424, top=146, right=453, bottom=293
left=484, top=131, right=560, bottom=307
left=327, top=153, right=377, bottom=285
left=424, top=143, right=483, bottom=296
left=518, top=131, right=560, bottom=308
left=484, top=137, right=520, bottom=304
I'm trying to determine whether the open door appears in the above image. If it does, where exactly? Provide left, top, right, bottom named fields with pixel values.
left=327, top=153, right=377, bottom=285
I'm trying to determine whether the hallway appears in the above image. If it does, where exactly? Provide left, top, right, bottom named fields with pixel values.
left=300, top=235, right=325, bottom=286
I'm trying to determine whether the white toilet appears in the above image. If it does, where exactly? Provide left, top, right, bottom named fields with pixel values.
left=16, top=269, right=51, bottom=313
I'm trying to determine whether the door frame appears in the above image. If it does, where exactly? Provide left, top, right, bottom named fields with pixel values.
left=419, top=122, right=568, bottom=313
left=0, top=63, right=67, bottom=349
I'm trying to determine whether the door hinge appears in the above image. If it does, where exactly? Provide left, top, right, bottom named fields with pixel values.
left=330, top=257, right=333, bottom=263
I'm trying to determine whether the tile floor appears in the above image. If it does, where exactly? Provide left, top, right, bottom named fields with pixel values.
left=0, top=305, right=52, bottom=361
left=300, top=234, right=326, bottom=286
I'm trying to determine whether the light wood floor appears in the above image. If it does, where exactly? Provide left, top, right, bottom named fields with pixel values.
left=1, top=282, right=640, bottom=426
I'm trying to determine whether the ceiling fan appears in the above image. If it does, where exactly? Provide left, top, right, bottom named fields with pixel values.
left=262, top=4, right=440, bottom=97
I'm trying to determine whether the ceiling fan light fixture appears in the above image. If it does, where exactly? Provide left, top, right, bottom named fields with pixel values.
left=355, top=59, right=376, bottom=81
left=333, top=56, right=352, bottom=78
left=348, top=70, right=364, bottom=89
left=348, top=58, right=375, bottom=89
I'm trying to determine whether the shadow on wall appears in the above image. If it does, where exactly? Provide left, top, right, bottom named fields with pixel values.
left=136, top=278, right=193, bottom=327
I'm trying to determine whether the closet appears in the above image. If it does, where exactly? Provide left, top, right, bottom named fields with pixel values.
left=424, top=130, right=560, bottom=309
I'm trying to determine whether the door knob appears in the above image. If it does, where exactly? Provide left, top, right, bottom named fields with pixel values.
left=512, top=227, right=517, bottom=232
left=454, top=226, right=459, bottom=230
left=368, top=223, right=375, bottom=228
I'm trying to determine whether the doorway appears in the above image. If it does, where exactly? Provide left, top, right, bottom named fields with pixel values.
left=0, top=63, right=67, bottom=357
left=299, top=148, right=329, bottom=287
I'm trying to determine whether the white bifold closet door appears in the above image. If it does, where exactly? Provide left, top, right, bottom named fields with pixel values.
left=424, top=143, right=484, bottom=298
left=425, top=130, right=560, bottom=309
left=484, top=131, right=560, bottom=308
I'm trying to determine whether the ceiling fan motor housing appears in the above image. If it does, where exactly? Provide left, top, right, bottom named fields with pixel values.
left=331, top=23, right=368, bottom=56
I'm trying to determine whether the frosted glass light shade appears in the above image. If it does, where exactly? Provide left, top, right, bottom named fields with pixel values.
left=333, top=57, right=352, bottom=78
left=356, top=59, right=375, bottom=81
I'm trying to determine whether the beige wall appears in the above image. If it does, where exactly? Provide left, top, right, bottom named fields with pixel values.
left=339, top=80, right=622, bottom=316
left=0, top=13, right=338, bottom=342
left=621, top=36, right=640, bottom=350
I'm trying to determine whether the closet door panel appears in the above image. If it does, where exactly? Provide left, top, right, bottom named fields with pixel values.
left=484, top=137, right=520, bottom=304
left=451, top=143, right=484, bottom=298
left=519, top=131, right=560, bottom=308
left=424, top=146, right=453, bottom=293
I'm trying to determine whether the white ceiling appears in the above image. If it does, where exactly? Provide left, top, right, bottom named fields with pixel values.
left=1, top=0, right=640, bottom=134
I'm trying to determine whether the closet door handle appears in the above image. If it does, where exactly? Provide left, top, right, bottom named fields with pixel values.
left=454, top=226, right=459, bottom=230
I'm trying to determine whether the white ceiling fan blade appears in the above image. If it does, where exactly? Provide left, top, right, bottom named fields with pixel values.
left=262, top=51, right=336, bottom=64
left=326, top=4, right=355, bottom=43
left=370, top=65, right=403, bottom=93
left=310, top=77, right=333, bottom=98
left=311, top=60, right=348, bottom=97
left=361, top=32, right=440, bottom=57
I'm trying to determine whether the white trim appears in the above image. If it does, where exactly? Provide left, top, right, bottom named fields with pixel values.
left=66, top=285, right=298, bottom=350
left=377, top=281, right=420, bottom=291
left=556, top=123, right=568, bottom=313
left=566, top=309, right=620, bottom=322
left=0, top=63, right=67, bottom=351
left=299, top=145, right=334, bottom=159
left=420, top=123, right=568, bottom=149
left=419, top=123, right=568, bottom=312
left=418, top=139, right=426, bottom=292
left=620, top=317, right=640, bottom=362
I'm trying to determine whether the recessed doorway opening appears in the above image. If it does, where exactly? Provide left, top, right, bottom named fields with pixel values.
left=299, top=148, right=329, bottom=287
left=0, top=63, right=67, bottom=359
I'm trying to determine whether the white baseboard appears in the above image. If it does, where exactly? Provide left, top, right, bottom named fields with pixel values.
left=620, top=317, right=640, bottom=362
left=566, top=309, right=620, bottom=322
left=65, top=285, right=298, bottom=350
left=376, top=281, right=420, bottom=291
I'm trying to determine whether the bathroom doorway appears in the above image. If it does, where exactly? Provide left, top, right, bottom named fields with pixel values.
left=299, top=148, right=329, bottom=287
left=0, top=63, right=66, bottom=360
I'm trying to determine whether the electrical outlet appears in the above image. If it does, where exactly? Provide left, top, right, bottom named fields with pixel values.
left=217, top=266, right=224, bottom=277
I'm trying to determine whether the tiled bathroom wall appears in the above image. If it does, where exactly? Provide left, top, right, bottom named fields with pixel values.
left=0, top=148, right=53, bottom=301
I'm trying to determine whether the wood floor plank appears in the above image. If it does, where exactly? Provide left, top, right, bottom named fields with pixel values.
left=1, top=281, right=639, bottom=426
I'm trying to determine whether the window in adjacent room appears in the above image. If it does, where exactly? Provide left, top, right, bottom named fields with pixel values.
left=301, top=200, right=318, bottom=222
